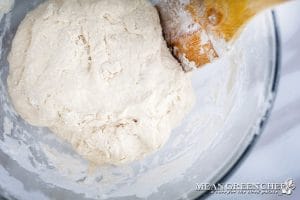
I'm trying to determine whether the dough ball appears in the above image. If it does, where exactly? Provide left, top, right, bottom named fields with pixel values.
left=8, top=0, right=195, bottom=165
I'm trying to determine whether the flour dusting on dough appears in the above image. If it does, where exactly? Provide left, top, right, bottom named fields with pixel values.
left=7, top=0, right=195, bottom=165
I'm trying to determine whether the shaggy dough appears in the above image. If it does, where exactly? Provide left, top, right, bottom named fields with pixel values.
left=8, top=0, right=195, bottom=165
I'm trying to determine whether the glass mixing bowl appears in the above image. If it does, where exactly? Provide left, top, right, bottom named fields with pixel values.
left=0, top=1, right=280, bottom=199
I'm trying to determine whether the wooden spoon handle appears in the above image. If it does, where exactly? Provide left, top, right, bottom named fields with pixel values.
left=248, top=0, right=286, bottom=11
left=200, top=0, right=287, bottom=41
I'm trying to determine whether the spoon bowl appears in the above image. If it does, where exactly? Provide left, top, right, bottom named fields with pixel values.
left=156, top=0, right=286, bottom=69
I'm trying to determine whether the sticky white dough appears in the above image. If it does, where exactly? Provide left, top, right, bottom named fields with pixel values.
left=8, top=0, right=195, bottom=165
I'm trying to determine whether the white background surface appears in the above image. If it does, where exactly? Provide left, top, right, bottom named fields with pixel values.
left=207, top=1, right=300, bottom=200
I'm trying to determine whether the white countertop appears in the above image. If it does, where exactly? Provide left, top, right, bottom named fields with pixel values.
left=207, top=1, right=300, bottom=200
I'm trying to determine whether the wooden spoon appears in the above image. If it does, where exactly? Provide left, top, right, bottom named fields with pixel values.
left=156, top=0, right=287, bottom=70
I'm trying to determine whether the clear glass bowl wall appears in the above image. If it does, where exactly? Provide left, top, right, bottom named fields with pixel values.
left=0, top=1, right=279, bottom=200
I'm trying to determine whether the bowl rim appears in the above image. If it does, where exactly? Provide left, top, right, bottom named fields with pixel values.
left=0, top=8, right=282, bottom=200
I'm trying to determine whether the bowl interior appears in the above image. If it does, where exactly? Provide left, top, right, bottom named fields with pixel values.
left=0, top=1, right=278, bottom=199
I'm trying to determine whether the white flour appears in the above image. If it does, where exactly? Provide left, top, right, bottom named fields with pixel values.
left=0, top=0, right=13, bottom=20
